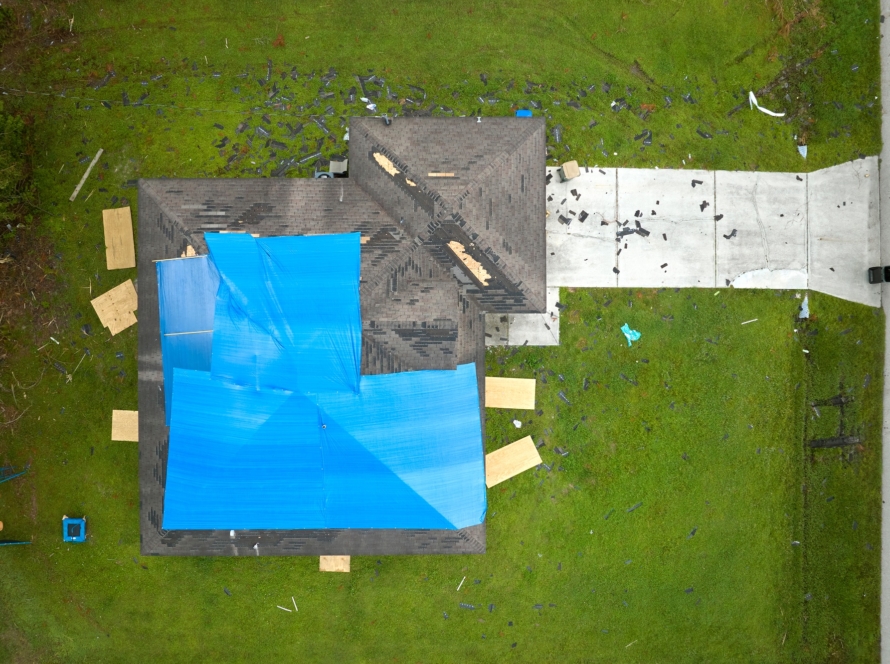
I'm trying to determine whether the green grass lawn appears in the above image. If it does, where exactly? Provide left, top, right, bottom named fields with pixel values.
left=0, top=287, right=882, bottom=662
left=0, top=0, right=883, bottom=661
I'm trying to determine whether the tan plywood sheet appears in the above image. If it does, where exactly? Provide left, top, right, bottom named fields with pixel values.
left=319, top=555, right=351, bottom=572
left=485, top=436, right=542, bottom=488
left=111, top=410, right=138, bottom=441
left=102, top=207, right=136, bottom=270
left=484, top=377, right=536, bottom=410
left=91, top=279, right=138, bottom=336
left=447, top=241, right=491, bottom=286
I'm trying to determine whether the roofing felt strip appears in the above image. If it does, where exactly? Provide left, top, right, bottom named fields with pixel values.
left=484, top=377, right=536, bottom=409
left=102, top=207, right=136, bottom=270
left=111, top=409, right=138, bottom=442
left=485, top=435, right=542, bottom=488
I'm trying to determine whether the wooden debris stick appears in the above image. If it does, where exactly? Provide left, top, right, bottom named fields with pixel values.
left=485, top=377, right=536, bottom=410
left=111, top=410, right=138, bottom=442
left=427, top=172, right=455, bottom=177
left=485, top=436, right=542, bottom=488
left=319, top=555, right=350, bottom=573
left=69, top=148, right=103, bottom=202
left=102, top=207, right=136, bottom=270
left=90, top=279, right=138, bottom=336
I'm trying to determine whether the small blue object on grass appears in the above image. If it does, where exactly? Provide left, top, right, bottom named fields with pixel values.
left=515, top=109, right=533, bottom=117
left=620, top=323, right=641, bottom=347
left=62, top=516, right=86, bottom=543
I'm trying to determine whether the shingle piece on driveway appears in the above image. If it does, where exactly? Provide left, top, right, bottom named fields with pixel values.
left=615, top=169, right=715, bottom=288
left=714, top=171, right=807, bottom=288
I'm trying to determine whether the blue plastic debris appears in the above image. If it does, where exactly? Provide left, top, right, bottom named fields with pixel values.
left=515, top=109, right=533, bottom=117
left=620, top=323, right=641, bottom=347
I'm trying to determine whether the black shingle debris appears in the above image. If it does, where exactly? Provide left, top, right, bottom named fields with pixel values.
left=696, top=129, right=713, bottom=139
left=699, top=201, right=710, bottom=212
left=627, top=502, right=642, bottom=513
left=723, top=229, right=737, bottom=240
left=558, top=391, right=571, bottom=405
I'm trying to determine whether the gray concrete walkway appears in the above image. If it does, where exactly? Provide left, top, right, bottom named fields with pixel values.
left=488, top=159, right=880, bottom=347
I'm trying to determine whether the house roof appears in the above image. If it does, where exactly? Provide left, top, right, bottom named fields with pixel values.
left=137, top=116, right=546, bottom=556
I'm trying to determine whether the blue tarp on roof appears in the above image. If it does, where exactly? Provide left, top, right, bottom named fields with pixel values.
left=158, top=233, right=486, bottom=531
left=162, top=364, right=484, bottom=530
left=206, top=233, right=361, bottom=394
left=156, top=256, right=219, bottom=425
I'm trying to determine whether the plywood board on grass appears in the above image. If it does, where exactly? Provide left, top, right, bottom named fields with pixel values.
left=111, top=410, right=138, bottom=441
left=103, top=207, right=136, bottom=270
left=485, top=435, right=542, bottom=488
left=484, top=377, right=535, bottom=409
left=320, top=555, right=350, bottom=572
left=91, top=279, right=138, bottom=335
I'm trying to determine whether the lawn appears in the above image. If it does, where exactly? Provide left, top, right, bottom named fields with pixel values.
left=0, top=0, right=883, bottom=661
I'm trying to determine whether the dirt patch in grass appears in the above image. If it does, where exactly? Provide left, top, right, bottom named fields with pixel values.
left=0, top=229, right=60, bottom=429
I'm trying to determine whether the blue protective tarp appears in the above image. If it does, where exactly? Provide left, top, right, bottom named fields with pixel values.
left=159, top=233, right=486, bottom=531
left=156, top=256, right=219, bottom=424
left=162, top=364, right=485, bottom=530
left=205, top=233, right=361, bottom=394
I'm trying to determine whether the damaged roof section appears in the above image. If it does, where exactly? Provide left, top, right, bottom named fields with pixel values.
left=351, top=116, right=546, bottom=313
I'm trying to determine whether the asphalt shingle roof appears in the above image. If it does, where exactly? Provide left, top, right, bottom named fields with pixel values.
left=137, top=116, right=545, bottom=556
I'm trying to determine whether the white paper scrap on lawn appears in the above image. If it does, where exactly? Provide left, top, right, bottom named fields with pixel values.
left=748, top=91, right=785, bottom=118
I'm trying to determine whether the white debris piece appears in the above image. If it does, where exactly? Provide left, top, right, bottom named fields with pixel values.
left=748, top=91, right=785, bottom=117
